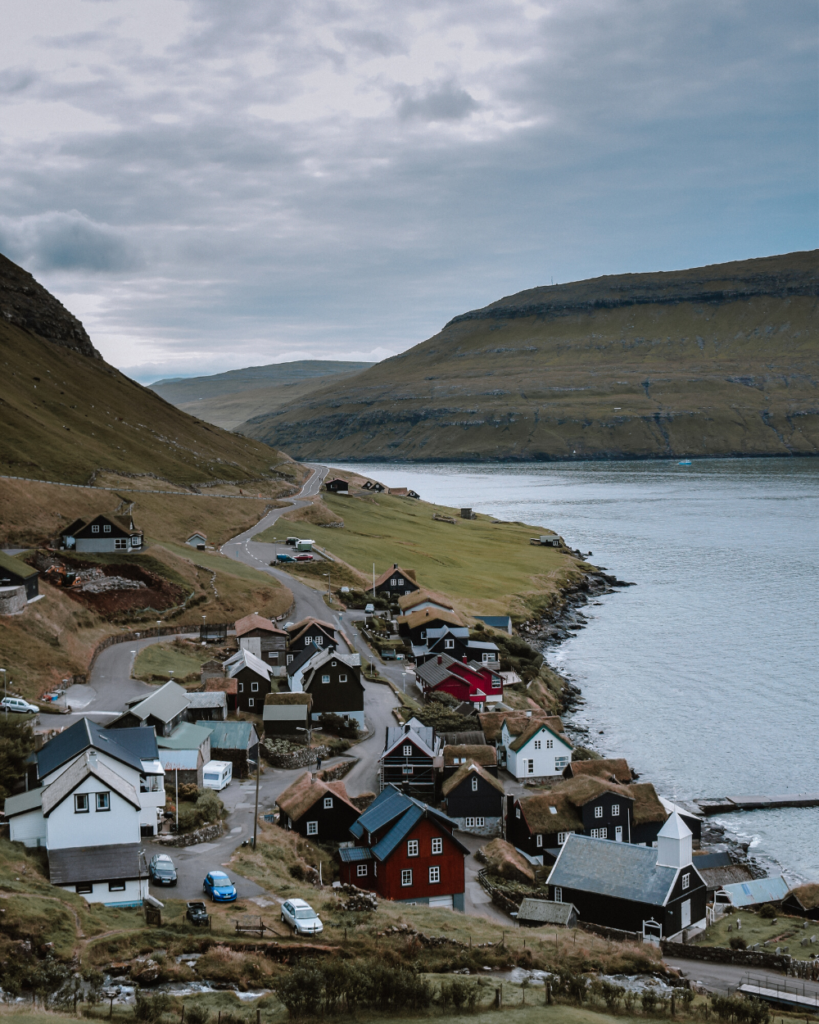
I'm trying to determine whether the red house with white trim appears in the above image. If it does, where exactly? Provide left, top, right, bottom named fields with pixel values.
left=336, top=785, right=467, bottom=911
left=415, top=653, right=503, bottom=710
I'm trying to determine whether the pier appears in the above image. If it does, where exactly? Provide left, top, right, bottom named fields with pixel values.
left=695, top=794, right=819, bottom=816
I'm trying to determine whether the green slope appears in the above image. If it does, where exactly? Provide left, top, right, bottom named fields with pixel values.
left=237, top=250, right=819, bottom=461
left=0, top=252, right=298, bottom=486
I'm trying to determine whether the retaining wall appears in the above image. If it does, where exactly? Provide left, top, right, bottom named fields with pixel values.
left=661, top=940, right=792, bottom=971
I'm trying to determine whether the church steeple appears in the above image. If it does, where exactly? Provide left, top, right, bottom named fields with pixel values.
left=656, top=810, right=692, bottom=869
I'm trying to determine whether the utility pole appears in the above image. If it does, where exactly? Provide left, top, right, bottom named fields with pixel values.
left=1, top=669, right=6, bottom=719
left=252, top=741, right=261, bottom=849
left=175, top=769, right=179, bottom=831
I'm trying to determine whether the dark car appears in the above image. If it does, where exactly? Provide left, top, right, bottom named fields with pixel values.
left=186, top=901, right=210, bottom=926
left=149, top=853, right=177, bottom=886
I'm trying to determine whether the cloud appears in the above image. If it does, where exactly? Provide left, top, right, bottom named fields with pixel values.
left=0, top=213, right=141, bottom=273
left=395, top=80, right=480, bottom=122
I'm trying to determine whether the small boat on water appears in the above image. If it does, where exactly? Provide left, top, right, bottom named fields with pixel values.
left=678, top=460, right=692, bottom=466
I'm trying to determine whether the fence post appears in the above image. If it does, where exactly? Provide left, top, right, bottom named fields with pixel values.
left=546, top=982, right=552, bottom=1005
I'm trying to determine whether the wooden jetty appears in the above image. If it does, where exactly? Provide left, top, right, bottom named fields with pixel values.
left=695, top=794, right=819, bottom=816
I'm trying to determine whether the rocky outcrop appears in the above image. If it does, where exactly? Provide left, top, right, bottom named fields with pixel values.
left=0, top=252, right=100, bottom=358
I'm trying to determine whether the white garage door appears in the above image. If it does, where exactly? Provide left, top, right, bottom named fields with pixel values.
left=429, top=895, right=454, bottom=910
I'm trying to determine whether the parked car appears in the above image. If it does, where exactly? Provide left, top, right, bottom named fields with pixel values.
left=285, top=537, right=299, bottom=546
left=281, top=898, right=323, bottom=936
left=295, top=553, right=314, bottom=562
left=0, top=697, right=39, bottom=714
left=149, top=853, right=177, bottom=886
left=186, top=901, right=209, bottom=926
left=203, top=871, right=237, bottom=902
left=275, top=553, right=296, bottom=563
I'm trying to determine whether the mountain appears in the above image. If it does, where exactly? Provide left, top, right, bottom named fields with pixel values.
left=0, top=252, right=297, bottom=486
left=237, top=251, right=819, bottom=461
left=150, top=360, right=374, bottom=430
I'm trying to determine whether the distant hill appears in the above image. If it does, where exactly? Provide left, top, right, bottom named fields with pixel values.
left=237, top=251, right=819, bottom=461
left=0, top=252, right=298, bottom=486
left=150, top=360, right=374, bottom=430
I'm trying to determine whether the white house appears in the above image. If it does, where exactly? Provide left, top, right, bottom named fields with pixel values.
left=502, top=718, right=573, bottom=782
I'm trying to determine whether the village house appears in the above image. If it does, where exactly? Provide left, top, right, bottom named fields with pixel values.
left=782, top=884, right=819, bottom=920
left=186, top=532, right=207, bottom=548
left=299, top=649, right=365, bottom=730
left=474, top=615, right=513, bottom=634
left=442, top=743, right=497, bottom=779
left=506, top=777, right=668, bottom=864
left=397, top=607, right=465, bottom=646
left=388, top=487, right=420, bottom=499
left=222, top=648, right=274, bottom=713
left=501, top=717, right=573, bottom=781
left=441, top=761, right=505, bottom=836
left=156, top=723, right=212, bottom=788
left=397, top=589, right=455, bottom=616
left=263, top=692, right=312, bottom=737
left=59, top=513, right=143, bottom=553
left=416, top=653, right=504, bottom=710
left=286, top=617, right=338, bottom=652
left=479, top=710, right=571, bottom=776
left=276, top=771, right=360, bottom=843
left=235, top=613, right=288, bottom=666
left=285, top=642, right=323, bottom=689
left=361, top=481, right=386, bottom=492
left=325, top=478, right=350, bottom=494
left=337, top=785, right=468, bottom=910
left=197, top=720, right=258, bottom=778
left=0, top=552, right=40, bottom=603
left=370, top=564, right=420, bottom=600
left=415, top=627, right=501, bottom=670
left=109, top=680, right=191, bottom=736
left=547, top=813, right=708, bottom=941
left=379, top=719, right=442, bottom=799
left=563, top=758, right=635, bottom=785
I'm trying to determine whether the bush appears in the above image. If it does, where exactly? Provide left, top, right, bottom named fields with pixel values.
left=711, top=994, right=770, bottom=1023
left=758, top=903, right=776, bottom=919
left=176, top=789, right=225, bottom=832
left=184, top=1004, right=211, bottom=1024
left=318, top=713, right=359, bottom=739
left=730, top=935, right=747, bottom=950
left=133, top=993, right=171, bottom=1023
left=640, top=989, right=658, bottom=1013
left=274, top=959, right=433, bottom=1017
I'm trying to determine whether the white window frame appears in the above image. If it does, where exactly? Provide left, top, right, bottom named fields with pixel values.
left=103, top=525, right=111, bottom=533
left=471, top=777, right=478, bottom=791
left=594, top=805, right=603, bottom=819
left=431, top=837, right=443, bottom=855
left=403, top=744, right=412, bottom=756
left=407, top=840, right=419, bottom=857
left=248, top=698, right=254, bottom=708
left=612, top=803, right=620, bottom=816
left=682, top=872, right=690, bottom=891
left=397, top=578, right=404, bottom=586
left=95, top=792, right=110, bottom=812
left=321, top=674, right=330, bottom=684
left=323, top=797, right=333, bottom=809
left=536, top=834, right=543, bottom=848
left=590, top=827, right=607, bottom=839
left=357, top=864, right=368, bottom=877
left=554, top=886, right=563, bottom=903
left=251, top=681, right=259, bottom=692
left=306, top=821, right=318, bottom=835
left=429, top=866, right=440, bottom=884
left=91, top=525, right=99, bottom=533
left=402, top=766, right=413, bottom=774
left=482, top=652, right=491, bottom=663
left=339, top=674, right=347, bottom=682
left=557, top=832, right=569, bottom=845
left=555, top=755, right=570, bottom=769
left=444, top=639, right=455, bottom=650
left=401, top=869, right=412, bottom=887
left=534, top=740, right=541, bottom=750
left=315, top=636, right=324, bottom=645
left=525, top=759, right=535, bottom=775
left=74, top=793, right=89, bottom=813
left=390, top=578, right=397, bottom=587
left=515, top=807, right=521, bottom=819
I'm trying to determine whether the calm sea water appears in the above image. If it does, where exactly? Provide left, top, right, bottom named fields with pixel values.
left=335, top=458, right=819, bottom=883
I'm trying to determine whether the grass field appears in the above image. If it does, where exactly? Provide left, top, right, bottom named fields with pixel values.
left=260, top=491, right=588, bottom=620
left=132, top=640, right=221, bottom=684
left=697, top=908, right=818, bottom=960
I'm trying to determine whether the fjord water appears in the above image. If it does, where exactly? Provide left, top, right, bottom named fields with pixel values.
left=337, top=458, right=819, bottom=882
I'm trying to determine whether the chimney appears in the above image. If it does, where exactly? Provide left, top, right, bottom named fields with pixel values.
left=393, top=563, right=399, bottom=569
left=87, top=750, right=98, bottom=768
left=437, top=655, right=442, bottom=665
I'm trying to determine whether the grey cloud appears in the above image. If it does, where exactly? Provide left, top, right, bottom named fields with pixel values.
left=0, top=67, right=38, bottom=94
left=1, top=213, right=141, bottom=273
left=395, top=81, right=479, bottom=122
left=336, top=29, right=407, bottom=58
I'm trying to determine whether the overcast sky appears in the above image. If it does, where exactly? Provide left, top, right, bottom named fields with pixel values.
left=1, top=0, right=816, bottom=383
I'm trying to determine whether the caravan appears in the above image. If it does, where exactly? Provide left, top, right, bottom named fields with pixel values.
left=202, top=760, right=233, bottom=791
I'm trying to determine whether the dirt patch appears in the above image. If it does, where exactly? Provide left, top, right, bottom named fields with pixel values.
left=33, top=553, right=186, bottom=614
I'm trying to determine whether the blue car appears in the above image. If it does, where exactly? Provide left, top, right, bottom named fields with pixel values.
left=203, top=871, right=237, bottom=902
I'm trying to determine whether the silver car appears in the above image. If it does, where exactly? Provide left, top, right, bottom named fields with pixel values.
left=0, top=697, right=38, bottom=714
left=281, top=898, right=323, bottom=936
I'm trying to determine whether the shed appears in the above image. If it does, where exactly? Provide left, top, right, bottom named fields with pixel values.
left=159, top=748, right=203, bottom=787
left=196, top=720, right=258, bottom=778
left=474, top=615, right=512, bottom=634
left=0, top=552, right=39, bottom=602
left=263, top=692, right=312, bottom=737
left=717, top=876, right=789, bottom=908
left=783, top=884, right=819, bottom=920
left=185, top=691, right=227, bottom=721
left=517, top=898, right=578, bottom=928
left=186, top=532, right=207, bottom=548
left=204, top=676, right=238, bottom=712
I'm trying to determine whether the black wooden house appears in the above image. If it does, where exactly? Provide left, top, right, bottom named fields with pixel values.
left=276, top=771, right=360, bottom=843
left=287, top=617, right=338, bottom=652
left=0, top=552, right=39, bottom=601
left=300, top=649, right=365, bottom=730
left=379, top=719, right=441, bottom=799
left=370, top=563, right=420, bottom=599
left=441, top=761, right=505, bottom=834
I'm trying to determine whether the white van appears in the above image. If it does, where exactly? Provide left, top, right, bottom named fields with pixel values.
left=202, top=760, right=232, bottom=791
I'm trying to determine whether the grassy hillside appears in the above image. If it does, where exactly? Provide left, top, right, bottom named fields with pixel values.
left=150, top=359, right=373, bottom=430
left=238, top=250, right=819, bottom=461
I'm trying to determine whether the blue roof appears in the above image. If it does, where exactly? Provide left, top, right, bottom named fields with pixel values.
left=475, top=616, right=512, bottom=633
left=37, top=719, right=156, bottom=779
left=354, top=787, right=415, bottom=837
left=548, top=833, right=679, bottom=906
left=196, top=720, right=254, bottom=750
left=352, top=786, right=468, bottom=858
left=721, top=876, right=789, bottom=907
left=373, top=804, right=424, bottom=861
left=338, top=847, right=374, bottom=863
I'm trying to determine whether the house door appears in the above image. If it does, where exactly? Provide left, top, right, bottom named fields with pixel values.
left=526, top=759, right=535, bottom=775
left=680, top=900, right=691, bottom=930
left=429, top=895, right=454, bottom=910
left=615, top=826, right=623, bottom=842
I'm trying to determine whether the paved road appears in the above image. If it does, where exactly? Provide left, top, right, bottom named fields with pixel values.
left=665, top=957, right=819, bottom=1000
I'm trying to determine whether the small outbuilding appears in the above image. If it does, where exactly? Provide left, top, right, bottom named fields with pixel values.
left=197, top=720, right=258, bottom=778
left=517, top=898, right=578, bottom=929
left=186, top=532, right=207, bottom=548
left=0, top=553, right=40, bottom=603
left=782, top=883, right=819, bottom=920
left=263, top=692, right=312, bottom=737
left=325, top=479, right=350, bottom=494
left=716, top=875, right=789, bottom=909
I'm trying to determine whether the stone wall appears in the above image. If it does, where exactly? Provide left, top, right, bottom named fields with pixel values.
left=155, top=822, right=224, bottom=847
left=0, top=586, right=26, bottom=616
left=317, top=759, right=358, bottom=783
left=452, top=816, right=502, bottom=838
left=261, top=739, right=330, bottom=769
left=661, top=940, right=792, bottom=971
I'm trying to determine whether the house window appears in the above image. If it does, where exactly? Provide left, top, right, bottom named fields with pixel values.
left=402, top=766, right=413, bottom=774
left=555, top=756, right=570, bottom=769
left=287, top=654, right=294, bottom=664
left=554, top=886, right=563, bottom=903
left=464, top=817, right=485, bottom=828
left=444, top=639, right=454, bottom=650
left=96, top=792, right=110, bottom=812
left=74, top=793, right=89, bottom=813
left=357, top=864, right=368, bottom=877
left=115, top=537, right=127, bottom=549
left=103, top=525, right=111, bottom=533
left=682, top=872, right=690, bottom=890
left=407, top=840, right=419, bottom=857
left=331, top=660, right=337, bottom=667
left=590, top=828, right=607, bottom=839
left=431, top=838, right=443, bottom=855
left=429, top=866, right=440, bottom=884
left=390, top=578, right=397, bottom=587
left=307, top=822, right=318, bottom=835
left=323, top=797, right=333, bottom=809
left=397, top=578, right=404, bottom=586
left=515, top=808, right=521, bottom=819
left=315, top=636, right=324, bottom=645
left=108, top=880, right=126, bottom=892
left=91, top=525, right=100, bottom=534
left=321, top=674, right=330, bottom=684
left=75, top=882, right=93, bottom=894
left=482, top=653, right=491, bottom=663
left=248, top=698, right=254, bottom=708
left=251, top=681, right=259, bottom=691
left=403, top=745, right=412, bottom=756
left=594, top=806, right=603, bottom=819
left=534, top=740, right=541, bottom=750
left=557, top=832, right=569, bottom=845
left=525, top=759, right=535, bottom=775
left=546, top=739, right=553, bottom=749
left=471, top=777, right=478, bottom=792
left=492, top=680, right=501, bottom=689
left=339, top=674, right=347, bottom=682
left=536, top=834, right=543, bottom=848
left=420, top=630, right=426, bottom=640
left=612, top=804, right=620, bottom=816
left=401, top=869, right=412, bottom=887
left=238, top=681, right=244, bottom=692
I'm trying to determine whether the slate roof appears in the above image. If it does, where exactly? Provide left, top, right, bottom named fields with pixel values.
left=350, top=785, right=467, bottom=860
left=42, top=755, right=140, bottom=816
left=235, top=613, right=287, bottom=638
left=186, top=692, right=227, bottom=710
left=0, top=552, right=38, bottom=580
left=223, top=648, right=272, bottom=681
left=4, top=786, right=44, bottom=818
left=156, top=722, right=213, bottom=750
left=49, top=843, right=141, bottom=885
left=441, top=761, right=505, bottom=798
left=37, top=718, right=151, bottom=779
left=197, top=720, right=256, bottom=750
left=286, top=642, right=323, bottom=676
left=384, top=720, right=439, bottom=758
left=124, top=681, right=191, bottom=724
left=549, top=833, right=678, bottom=906
left=517, top=898, right=578, bottom=925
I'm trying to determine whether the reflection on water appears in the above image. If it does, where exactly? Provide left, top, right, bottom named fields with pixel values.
left=336, top=458, right=819, bottom=882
